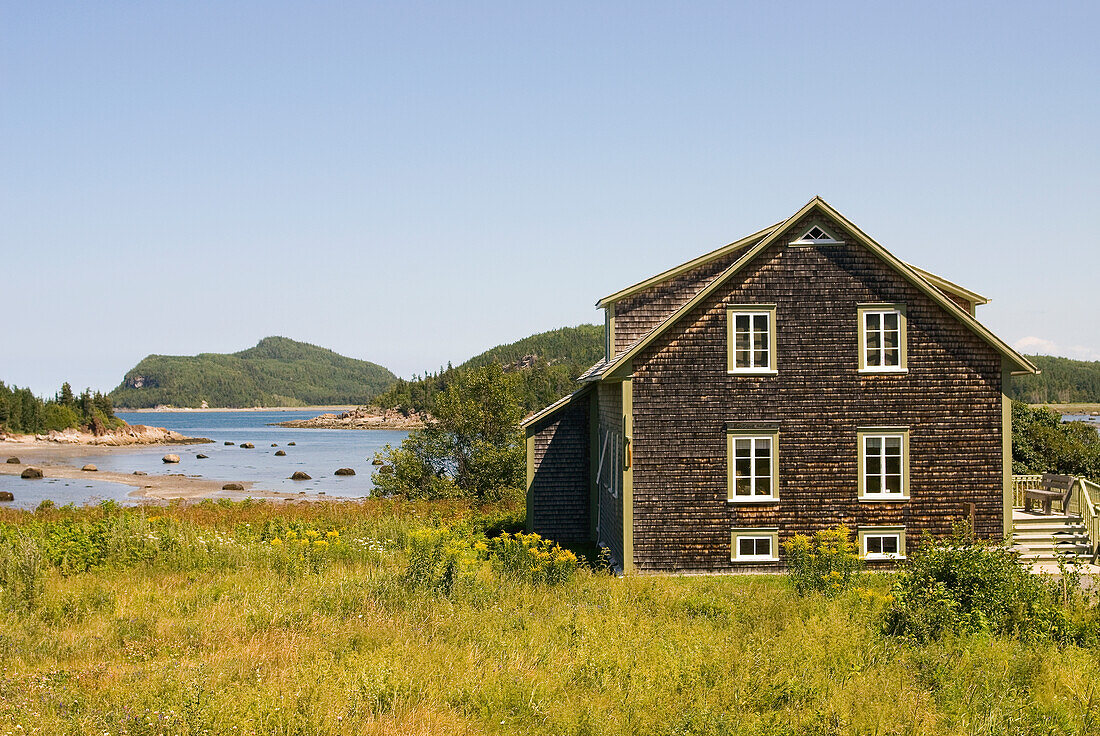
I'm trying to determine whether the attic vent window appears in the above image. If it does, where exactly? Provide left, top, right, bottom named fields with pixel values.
left=791, top=225, right=842, bottom=245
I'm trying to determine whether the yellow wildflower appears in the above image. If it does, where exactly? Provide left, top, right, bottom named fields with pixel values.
left=327, top=530, right=339, bottom=539
left=306, top=529, right=320, bottom=539
left=313, top=540, right=329, bottom=548
left=270, top=538, right=283, bottom=546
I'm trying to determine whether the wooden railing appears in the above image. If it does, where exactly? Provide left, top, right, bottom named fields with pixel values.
left=1012, top=473, right=1100, bottom=562
left=1012, top=474, right=1043, bottom=510
left=1069, top=478, right=1100, bottom=563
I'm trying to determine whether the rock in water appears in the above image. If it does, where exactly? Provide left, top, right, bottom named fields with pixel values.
left=0, top=491, right=13, bottom=501
left=5, top=457, right=19, bottom=464
left=162, top=454, right=181, bottom=464
left=288, top=442, right=296, bottom=446
left=290, top=471, right=311, bottom=481
left=21, top=468, right=43, bottom=479
left=196, top=454, right=209, bottom=459
left=334, top=468, right=355, bottom=476
left=271, top=443, right=278, bottom=447
left=133, top=471, right=148, bottom=476
left=371, top=458, right=384, bottom=466
left=240, top=442, right=255, bottom=449
left=222, top=483, right=245, bottom=491
left=224, top=441, right=235, bottom=446
left=274, top=450, right=286, bottom=456
left=81, top=464, right=98, bottom=472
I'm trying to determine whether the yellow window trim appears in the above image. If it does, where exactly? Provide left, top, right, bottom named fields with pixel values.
left=857, top=303, right=907, bottom=372
left=857, top=427, right=910, bottom=501
left=727, top=426, right=780, bottom=503
left=727, top=304, right=778, bottom=374
left=730, top=527, right=780, bottom=563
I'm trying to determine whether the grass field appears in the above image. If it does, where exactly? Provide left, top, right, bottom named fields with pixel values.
left=1, top=500, right=1098, bottom=735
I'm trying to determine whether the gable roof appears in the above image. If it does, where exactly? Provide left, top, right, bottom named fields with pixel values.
left=593, top=196, right=1037, bottom=380
left=519, top=384, right=593, bottom=429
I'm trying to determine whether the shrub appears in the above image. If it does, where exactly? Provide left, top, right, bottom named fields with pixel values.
left=883, top=527, right=1075, bottom=642
left=490, top=531, right=578, bottom=585
left=403, top=528, right=482, bottom=596
left=783, top=526, right=861, bottom=597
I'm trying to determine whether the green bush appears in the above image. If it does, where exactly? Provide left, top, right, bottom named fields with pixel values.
left=490, top=531, right=579, bottom=585
left=783, top=526, right=861, bottom=597
left=402, top=528, right=482, bottom=596
left=882, top=527, right=1086, bottom=643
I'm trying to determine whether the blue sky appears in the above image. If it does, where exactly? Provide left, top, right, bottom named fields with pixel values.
left=3, top=1, right=1098, bottom=396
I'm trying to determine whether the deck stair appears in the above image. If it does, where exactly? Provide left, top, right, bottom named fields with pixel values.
left=1011, top=512, right=1093, bottom=564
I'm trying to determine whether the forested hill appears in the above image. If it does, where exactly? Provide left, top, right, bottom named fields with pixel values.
left=373, top=325, right=603, bottom=414
left=109, top=337, right=398, bottom=408
left=1010, top=355, right=1100, bottom=404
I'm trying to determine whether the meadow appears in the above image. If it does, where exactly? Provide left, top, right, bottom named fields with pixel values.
left=1, top=500, right=1098, bottom=736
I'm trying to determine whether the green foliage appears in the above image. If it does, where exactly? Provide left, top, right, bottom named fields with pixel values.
left=883, top=525, right=1095, bottom=643
left=108, top=336, right=398, bottom=408
left=1011, top=400, right=1100, bottom=479
left=490, top=531, right=578, bottom=585
left=1010, top=354, right=1100, bottom=403
left=402, top=527, right=483, bottom=597
left=0, top=381, right=120, bottom=435
left=372, top=364, right=525, bottom=502
left=782, top=526, right=861, bottom=597
left=373, top=324, right=602, bottom=415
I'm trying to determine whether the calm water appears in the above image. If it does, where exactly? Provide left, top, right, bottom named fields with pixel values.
left=0, top=410, right=408, bottom=509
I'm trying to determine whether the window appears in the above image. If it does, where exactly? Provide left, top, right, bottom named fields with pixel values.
left=858, top=428, right=909, bottom=501
left=727, top=305, right=777, bottom=374
left=727, top=427, right=779, bottom=503
left=596, top=427, right=623, bottom=499
left=790, top=225, right=842, bottom=245
left=857, top=304, right=907, bottom=372
left=731, top=528, right=779, bottom=562
left=858, top=527, right=906, bottom=560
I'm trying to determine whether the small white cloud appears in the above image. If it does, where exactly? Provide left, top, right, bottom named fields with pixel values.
left=1014, top=336, right=1060, bottom=355
left=1013, top=336, right=1100, bottom=362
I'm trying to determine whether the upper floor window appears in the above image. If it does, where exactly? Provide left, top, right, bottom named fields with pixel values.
left=790, top=225, right=842, bottom=245
left=727, top=305, right=777, bottom=374
left=858, top=427, right=909, bottom=501
left=858, top=304, right=907, bottom=373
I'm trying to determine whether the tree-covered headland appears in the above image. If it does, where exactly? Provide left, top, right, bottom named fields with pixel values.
left=0, top=381, right=123, bottom=435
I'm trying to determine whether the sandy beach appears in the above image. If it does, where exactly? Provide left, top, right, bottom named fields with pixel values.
left=0, top=442, right=306, bottom=504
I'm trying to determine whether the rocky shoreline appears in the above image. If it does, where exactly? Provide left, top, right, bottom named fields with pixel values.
left=0, top=424, right=212, bottom=447
left=274, top=406, right=428, bottom=430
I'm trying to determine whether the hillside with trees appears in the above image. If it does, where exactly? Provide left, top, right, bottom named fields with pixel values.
left=109, top=337, right=398, bottom=409
left=372, top=324, right=602, bottom=415
left=0, top=382, right=123, bottom=435
left=1009, top=355, right=1100, bottom=404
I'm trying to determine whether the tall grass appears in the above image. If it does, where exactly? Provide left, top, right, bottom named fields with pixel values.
left=0, top=500, right=1098, bottom=734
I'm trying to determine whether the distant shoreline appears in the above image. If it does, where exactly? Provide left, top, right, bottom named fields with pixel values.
left=118, top=405, right=358, bottom=414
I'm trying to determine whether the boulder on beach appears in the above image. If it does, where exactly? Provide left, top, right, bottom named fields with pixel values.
left=222, top=482, right=245, bottom=491
left=196, top=454, right=209, bottom=459
left=290, top=471, right=312, bottom=481
left=133, top=471, right=148, bottom=476
left=334, top=467, right=355, bottom=476
left=0, top=491, right=13, bottom=501
left=5, top=457, right=19, bottom=464
left=162, top=454, right=181, bottom=464
left=241, top=442, right=255, bottom=449
left=224, top=441, right=235, bottom=446
left=274, top=450, right=286, bottom=456
left=21, top=467, right=43, bottom=479
left=81, top=464, right=98, bottom=472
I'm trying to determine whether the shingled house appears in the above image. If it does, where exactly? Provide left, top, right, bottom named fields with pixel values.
left=522, top=197, right=1038, bottom=573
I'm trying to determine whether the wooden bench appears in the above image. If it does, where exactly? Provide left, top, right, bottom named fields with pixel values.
left=1023, top=473, right=1076, bottom=515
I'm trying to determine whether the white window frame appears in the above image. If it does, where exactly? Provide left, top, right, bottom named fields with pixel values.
left=857, top=304, right=907, bottom=373
left=596, top=427, right=622, bottom=499
left=857, top=427, right=909, bottom=501
left=789, top=224, right=842, bottom=246
left=858, top=526, right=906, bottom=560
left=731, top=528, right=779, bottom=563
left=727, top=305, right=778, bottom=375
left=727, top=428, right=779, bottom=504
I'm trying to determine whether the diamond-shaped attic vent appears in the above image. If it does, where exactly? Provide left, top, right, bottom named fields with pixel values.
left=806, top=226, right=828, bottom=240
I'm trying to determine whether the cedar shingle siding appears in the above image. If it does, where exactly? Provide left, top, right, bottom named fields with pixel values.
left=527, top=398, right=591, bottom=543
left=523, top=198, right=1031, bottom=573
left=630, top=214, right=1004, bottom=571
